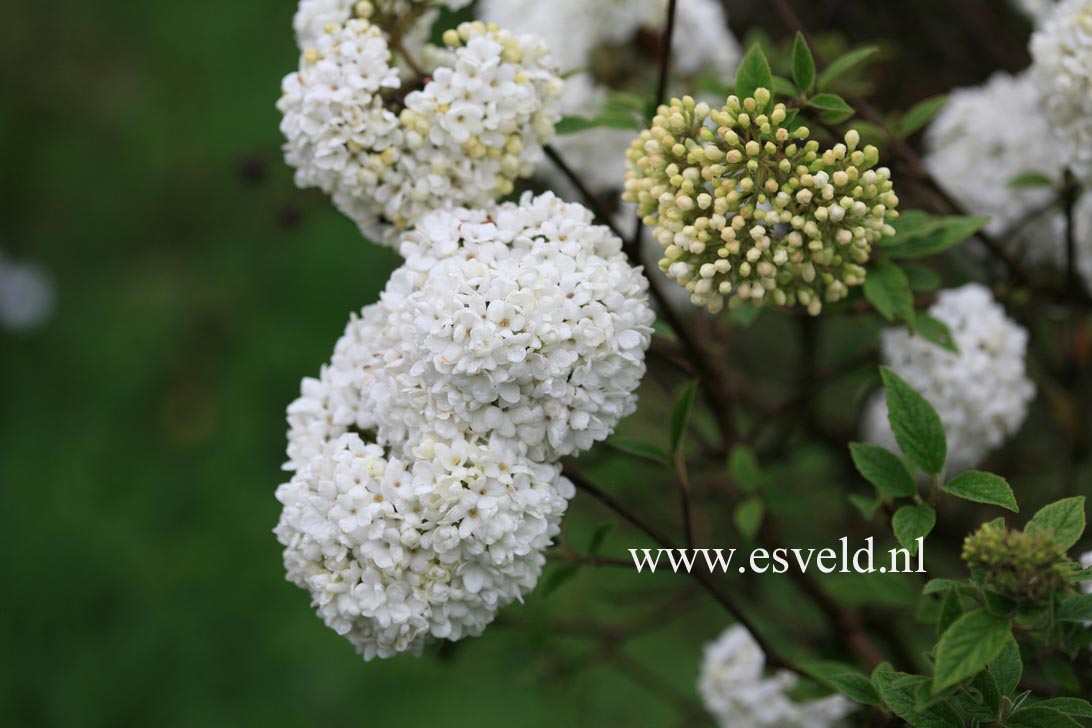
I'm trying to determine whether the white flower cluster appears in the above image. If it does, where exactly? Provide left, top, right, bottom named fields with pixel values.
left=279, top=15, right=563, bottom=241
left=277, top=194, right=653, bottom=658
left=1013, top=0, right=1061, bottom=23
left=276, top=432, right=572, bottom=659
left=293, top=0, right=473, bottom=53
left=0, top=250, right=54, bottom=332
left=923, top=71, right=1066, bottom=240
left=699, top=625, right=854, bottom=728
left=862, top=284, right=1035, bottom=473
left=1031, top=0, right=1092, bottom=184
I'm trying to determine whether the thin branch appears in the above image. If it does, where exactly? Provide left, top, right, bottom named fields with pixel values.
left=564, top=467, right=804, bottom=676
left=543, top=144, right=627, bottom=242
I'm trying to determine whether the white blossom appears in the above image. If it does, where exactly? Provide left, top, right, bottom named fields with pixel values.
left=278, top=19, right=562, bottom=242
left=275, top=430, right=573, bottom=660
left=1031, top=0, right=1092, bottom=184
left=672, top=0, right=741, bottom=77
left=699, top=625, right=854, bottom=728
left=923, top=71, right=1066, bottom=240
left=286, top=193, right=654, bottom=464
left=0, top=250, right=54, bottom=332
left=1013, top=0, right=1061, bottom=23
left=863, top=284, right=1035, bottom=473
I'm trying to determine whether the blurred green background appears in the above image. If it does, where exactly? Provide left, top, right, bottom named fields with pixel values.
left=0, top=1, right=1073, bottom=726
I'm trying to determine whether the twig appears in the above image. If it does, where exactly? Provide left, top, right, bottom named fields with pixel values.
left=543, top=145, right=627, bottom=242
left=564, top=467, right=804, bottom=675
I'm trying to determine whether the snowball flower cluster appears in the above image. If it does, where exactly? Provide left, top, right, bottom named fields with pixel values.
left=863, top=284, right=1035, bottom=473
left=288, top=193, right=654, bottom=465
left=1031, top=0, right=1092, bottom=184
left=624, top=91, right=899, bottom=313
left=276, top=431, right=573, bottom=660
left=276, top=194, right=652, bottom=658
left=293, top=0, right=473, bottom=53
left=278, top=16, right=562, bottom=241
left=924, top=71, right=1066, bottom=240
left=699, top=625, right=854, bottom=728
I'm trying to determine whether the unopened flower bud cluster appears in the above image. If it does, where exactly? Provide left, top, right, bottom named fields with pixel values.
left=279, top=9, right=563, bottom=242
left=623, top=89, right=899, bottom=314
left=963, top=522, right=1068, bottom=604
left=699, top=625, right=854, bottom=727
left=276, top=194, right=653, bottom=659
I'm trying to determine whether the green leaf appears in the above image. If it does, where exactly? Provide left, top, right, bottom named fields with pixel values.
left=864, top=260, right=916, bottom=326
left=884, top=214, right=990, bottom=259
left=607, top=437, right=670, bottom=466
left=807, top=92, right=854, bottom=114
left=554, top=112, right=638, bottom=135
left=849, top=494, right=880, bottom=520
left=728, top=445, right=762, bottom=492
left=801, top=661, right=881, bottom=705
left=771, top=75, right=797, bottom=98
left=669, top=380, right=698, bottom=454
left=818, top=46, right=880, bottom=90
left=942, top=471, right=1018, bottom=512
left=903, top=264, right=941, bottom=292
left=923, top=578, right=966, bottom=595
left=849, top=442, right=917, bottom=498
left=1008, top=171, right=1055, bottom=189
left=735, top=43, right=773, bottom=100
left=881, top=367, right=947, bottom=475
left=1007, top=707, right=1082, bottom=727
left=915, top=314, right=959, bottom=354
left=937, top=588, right=962, bottom=637
left=586, top=523, right=614, bottom=557
left=932, top=609, right=1012, bottom=693
left=733, top=497, right=765, bottom=541
left=1027, top=497, right=1087, bottom=551
left=987, top=634, right=1022, bottom=695
left=970, top=670, right=1001, bottom=717
left=893, top=504, right=936, bottom=554
left=1034, top=698, right=1092, bottom=718
left=898, top=95, right=947, bottom=137
left=873, top=670, right=964, bottom=727
left=791, top=32, right=816, bottom=91
left=1056, top=594, right=1092, bottom=622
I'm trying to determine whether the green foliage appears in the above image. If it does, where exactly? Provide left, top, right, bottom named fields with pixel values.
left=1008, top=171, right=1056, bottom=188
left=864, top=259, right=916, bottom=327
left=607, top=437, right=671, bottom=466
left=881, top=211, right=991, bottom=259
left=849, top=442, right=917, bottom=498
left=943, top=471, right=1018, bottom=512
left=915, top=314, right=960, bottom=354
left=736, top=43, right=774, bottom=100
left=791, top=32, right=816, bottom=91
left=893, top=503, right=935, bottom=553
left=728, top=445, right=763, bottom=492
left=1026, top=497, right=1087, bottom=552
left=932, top=610, right=1012, bottom=692
left=733, top=497, right=765, bottom=540
left=880, top=367, right=948, bottom=475
left=898, top=95, right=947, bottom=137
left=817, top=46, right=880, bottom=90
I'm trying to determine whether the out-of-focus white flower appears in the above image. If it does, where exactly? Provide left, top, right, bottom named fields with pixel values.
left=923, top=71, right=1066, bottom=240
left=1031, top=0, right=1092, bottom=184
left=275, top=430, right=573, bottom=660
left=862, top=284, right=1035, bottom=473
left=293, top=0, right=355, bottom=49
left=286, top=193, right=654, bottom=464
left=278, top=19, right=563, bottom=242
left=293, top=0, right=474, bottom=53
left=672, top=0, right=741, bottom=77
left=0, top=251, right=54, bottom=331
left=478, top=0, right=661, bottom=72
left=699, top=625, right=854, bottom=728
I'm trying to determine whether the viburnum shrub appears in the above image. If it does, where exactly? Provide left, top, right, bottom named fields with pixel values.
left=272, top=0, right=1092, bottom=724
